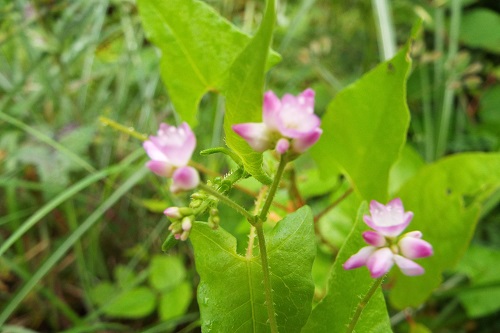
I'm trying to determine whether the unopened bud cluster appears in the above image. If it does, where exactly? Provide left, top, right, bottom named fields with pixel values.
left=164, top=207, right=195, bottom=241
left=208, top=208, right=220, bottom=230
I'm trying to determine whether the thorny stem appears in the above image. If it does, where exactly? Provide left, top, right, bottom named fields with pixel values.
left=259, top=154, right=288, bottom=222
left=254, top=155, right=290, bottom=333
left=256, top=223, right=279, bottom=333
left=99, top=116, right=148, bottom=141
left=246, top=187, right=267, bottom=259
left=345, top=276, right=384, bottom=333
left=197, top=183, right=255, bottom=222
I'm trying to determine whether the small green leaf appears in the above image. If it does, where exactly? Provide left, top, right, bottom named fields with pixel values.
left=89, top=282, right=117, bottom=306
left=159, top=282, right=193, bottom=321
left=114, top=265, right=136, bottom=288
left=161, top=233, right=179, bottom=253
left=190, top=206, right=315, bottom=332
left=302, top=202, right=392, bottom=333
left=102, top=287, right=157, bottom=319
left=137, top=0, right=279, bottom=126
left=460, top=9, right=500, bottom=54
left=149, top=255, right=186, bottom=292
left=390, top=153, right=500, bottom=308
left=311, top=38, right=413, bottom=201
left=222, top=0, right=277, bottom=185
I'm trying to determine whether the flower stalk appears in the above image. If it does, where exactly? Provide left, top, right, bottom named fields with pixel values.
left=259, top=154, right=288, bottom=222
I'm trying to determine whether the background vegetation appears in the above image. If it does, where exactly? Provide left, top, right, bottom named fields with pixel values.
left=1, top=0, right=500, bottom=332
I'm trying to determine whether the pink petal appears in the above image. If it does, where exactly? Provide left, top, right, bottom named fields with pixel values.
left=386, top=198, right=404, bottom=211
left=275, top=138, right=290, bottom=154
left=291, top=128, right=322, bottom=153
left=143, top=140, right=169, bottom=162
left=367, top=248, right=394, bottom=278
left=343, top=246, right=376, bottom=270
left=277, top=111, right=321, bottom=139
left=365, top=199, right=413, bottom=237
left=153, top=122, right=196, bottom=166
left=362, top=231, right=386, bottom=247
left=263, top=91, right=281, bottom=130
left=146, top=161, right=174, bottom=177
left=404, top=230, right=422, bottom=239
left=232, top=123, right=273, bottom=152
left=298, top=88, right=315, bottom=113
left=393, top=255, right=425, bottom=276
left=170, top=166, right=200, bottom=193
left=398, top=236, right=433, bottom=259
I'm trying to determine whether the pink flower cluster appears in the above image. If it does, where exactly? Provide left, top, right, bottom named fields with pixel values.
left=232, top=89, right=322, bottom=155
left=343, top=199, right=433, bottom=278
left=143, top=122, right=199, bottom=193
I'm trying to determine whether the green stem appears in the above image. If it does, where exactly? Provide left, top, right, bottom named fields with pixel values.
left=198, top=183, right=254, bottom=222
left=255, top=223, right=279, bottom=333
left=345, top=277, right=384, bottom=333
left=259, top=154, right=288, bottom=222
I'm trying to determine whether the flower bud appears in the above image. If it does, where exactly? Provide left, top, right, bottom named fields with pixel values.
left=164, top=207, right=182, bottom=219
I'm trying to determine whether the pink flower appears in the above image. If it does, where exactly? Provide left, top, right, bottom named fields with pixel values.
left=232, top=89, right=322, bottom=155
left=343, top=199, right=433, bottom=278
left=143, top=122, right=199, bottom=192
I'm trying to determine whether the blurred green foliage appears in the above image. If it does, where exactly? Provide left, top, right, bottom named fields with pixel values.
left=1, top=0, right=500, bottom=332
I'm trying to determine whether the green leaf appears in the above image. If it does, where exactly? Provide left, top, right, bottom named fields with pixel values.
left=89, top=282, right=117, bottom=306
left=114, top=265, right=136, bottom=289
left=90, top=283, right=157, bottom=319
left=137, top=0, right=280, bottom=126
left=149, top=255, right=186, bottom=292
left=102, top=287, right=157, bottom=319
left=302, top=202, right=392, bottom=333
left=159, top=282, right=193, bottom=321
left=311, top=39, right=413, bottom=201
left=460, top=9, right=500, bottom=54
left=390, top=153, right=500, bottom=308
left=222, top=0, right=277, bottom=185
left=389, top=144, right=425, bottom=197
left=456, top=245, right=500, bottom=318
left=190, top=206, right=315, bottom=332
left=161, top=233, right=179, bottom=253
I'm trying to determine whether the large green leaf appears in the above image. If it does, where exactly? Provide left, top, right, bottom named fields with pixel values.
left=137, top=0, right=279, bottom=126
left=190, top=206, right=315, bottom=332
left=302, top=202, right=392, bottom=333
left=222, top=0, right=276, bottom=185
left=390, top=153, right=500, bottom=308
left=311, top=40, right=412, bottom=201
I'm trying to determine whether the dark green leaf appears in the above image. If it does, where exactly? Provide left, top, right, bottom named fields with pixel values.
left=456, top=245, right=500, bottom=318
